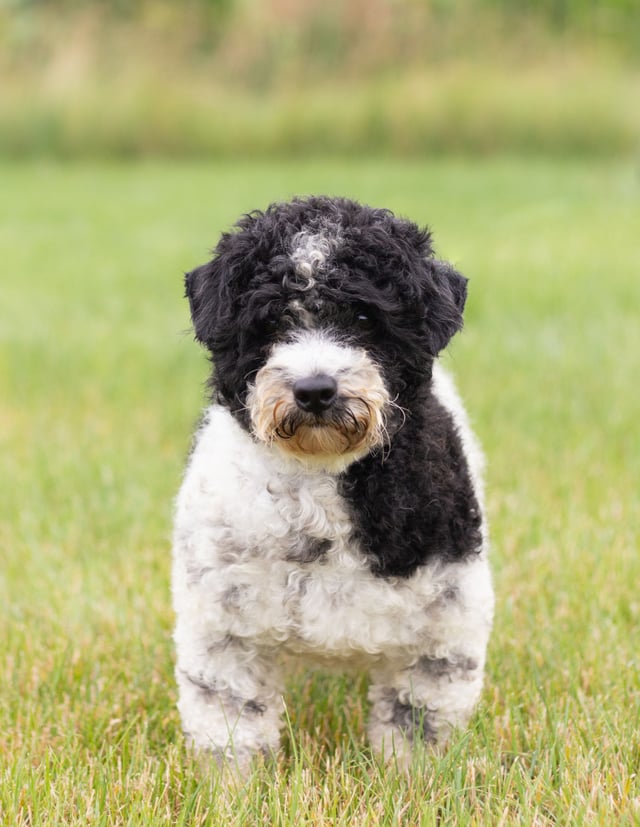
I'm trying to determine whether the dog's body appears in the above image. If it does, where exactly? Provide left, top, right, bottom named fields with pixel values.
left=172, top=197, right=493, bottom=771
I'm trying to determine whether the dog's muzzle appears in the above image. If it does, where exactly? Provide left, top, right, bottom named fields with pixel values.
left=247, top=338, right=390, bottom=467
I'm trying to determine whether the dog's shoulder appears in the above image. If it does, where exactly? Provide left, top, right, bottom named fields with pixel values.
left=431, top=363, right=485, bottom=499
left=175, top=403, right=352, bottom=551
left=339, top=364, right=485, bottom=578
left=174, top=405, right=266, bottom=527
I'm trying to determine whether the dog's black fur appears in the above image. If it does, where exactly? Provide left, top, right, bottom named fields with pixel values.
left=186, top=196, right=482, bottom=577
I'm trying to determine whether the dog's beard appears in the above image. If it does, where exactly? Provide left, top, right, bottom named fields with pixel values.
left=248, top=364, right=390, bottom=464
left=272, top=398, right=373, bottom=455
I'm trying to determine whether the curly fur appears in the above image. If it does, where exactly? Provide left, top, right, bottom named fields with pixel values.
left=173, top=196, right=494, bottom=773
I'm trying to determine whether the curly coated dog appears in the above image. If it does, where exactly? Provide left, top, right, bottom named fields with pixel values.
left=172, top=196, right=493, bottom=773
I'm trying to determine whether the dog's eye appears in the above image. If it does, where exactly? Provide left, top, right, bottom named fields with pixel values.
left=354, top=310, right=375, bottom=332
left=259, top=317, right=279, bottom=334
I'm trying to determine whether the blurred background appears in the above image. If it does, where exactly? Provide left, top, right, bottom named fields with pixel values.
left=1, top=0, right=638, bottom=158
left=2, top=4, right=640, bottom=822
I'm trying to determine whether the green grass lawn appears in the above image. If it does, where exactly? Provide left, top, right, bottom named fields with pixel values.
left=1, top=158, right=639, bottom=825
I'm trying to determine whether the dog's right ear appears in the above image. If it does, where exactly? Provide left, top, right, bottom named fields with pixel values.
left=184, top=259, right=220, bottom=347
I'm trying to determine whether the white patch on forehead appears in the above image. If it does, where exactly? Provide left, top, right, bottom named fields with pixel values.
left=288, top=228, right=340, bottom=292
left=287, top=298, right=317, bottom=330
left=266, top=330, right=363, bottom=381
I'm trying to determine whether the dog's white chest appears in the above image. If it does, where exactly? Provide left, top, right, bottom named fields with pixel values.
left=174, top=407, right=449, bottom=658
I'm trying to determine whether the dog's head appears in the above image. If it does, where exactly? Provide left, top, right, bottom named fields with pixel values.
left=186, top=196, right=467, bottom=470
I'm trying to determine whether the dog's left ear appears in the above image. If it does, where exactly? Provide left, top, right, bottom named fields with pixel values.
left=423, top=260, right=468, bottom=355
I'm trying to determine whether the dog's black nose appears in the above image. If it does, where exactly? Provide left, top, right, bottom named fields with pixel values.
left=293, top=375, right=338, bottom=415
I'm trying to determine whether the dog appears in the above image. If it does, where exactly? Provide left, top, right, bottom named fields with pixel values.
left=172, top=196, right=493, bottom=773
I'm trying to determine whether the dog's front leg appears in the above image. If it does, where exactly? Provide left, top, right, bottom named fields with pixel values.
left=367, top=651, right=486, bottom=770
left=175, top=635, right=283, bottom=774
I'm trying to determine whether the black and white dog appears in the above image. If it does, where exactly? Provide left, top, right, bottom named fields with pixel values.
left=172, top=196, right=493, bottom=772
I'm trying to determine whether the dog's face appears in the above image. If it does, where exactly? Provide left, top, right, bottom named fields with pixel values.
left=186, top=196, right=467, bottom=470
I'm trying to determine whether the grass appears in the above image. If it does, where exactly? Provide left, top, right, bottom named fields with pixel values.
left=1, top=157, right=639, bottom=824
